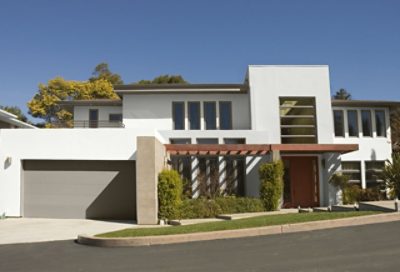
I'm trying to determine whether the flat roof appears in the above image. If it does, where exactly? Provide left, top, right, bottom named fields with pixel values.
left=332, top=99, right=400, bottom=108
left=57, top=99, right=122, bottom=108
left=114, top=83, right=248, bottom=94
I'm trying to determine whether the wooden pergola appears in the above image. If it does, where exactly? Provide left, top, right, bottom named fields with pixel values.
left=165, top=144, right=359, bottom=156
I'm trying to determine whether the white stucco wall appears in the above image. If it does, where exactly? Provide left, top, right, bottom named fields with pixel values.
left=122, top=93, right=251, bottom=130
left=74, top=106, right=122, bottom=121
left=0, top=128, right=162, bottom=217
left=248, top=65, right=334, bottom=143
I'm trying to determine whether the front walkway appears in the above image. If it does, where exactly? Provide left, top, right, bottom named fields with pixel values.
left=0, top=218, right=143, bottom=245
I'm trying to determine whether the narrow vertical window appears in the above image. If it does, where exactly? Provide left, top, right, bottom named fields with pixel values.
left=375, top=110, right=386, bottom=137
left=347, top=110, right=359, bottom=137
left=188, top=102, right=200, bottom=130
left=361, top=110, right=372, bottom=137
left=333, top=110, right=344, bottom=137
left=219, top=101, right=232, bottom=130
left=204, top=102, right=216, bottom=130
left=172, top=102, right=185, bottom=130
left=89, top=109, right=98, bottom=128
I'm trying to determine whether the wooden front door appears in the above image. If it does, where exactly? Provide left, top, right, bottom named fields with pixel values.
left=282, top=156, right=319, bottom=208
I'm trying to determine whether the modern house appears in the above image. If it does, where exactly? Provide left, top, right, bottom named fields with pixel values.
left=0, top=65, right=397, bottom=224
left=0, top=108, right=36, bottom=129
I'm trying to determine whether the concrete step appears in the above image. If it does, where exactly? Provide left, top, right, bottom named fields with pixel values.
left=313, top=207, right=330, bottom=212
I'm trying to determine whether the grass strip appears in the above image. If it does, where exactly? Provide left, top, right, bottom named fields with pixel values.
left=97, top=211, right=380, bottom=238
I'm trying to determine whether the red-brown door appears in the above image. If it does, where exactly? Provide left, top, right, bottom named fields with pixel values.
left=282, top=156, right=319, bottom=208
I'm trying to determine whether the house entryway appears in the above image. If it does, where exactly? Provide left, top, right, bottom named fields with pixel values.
left=282, top=156, right=319, bottom=208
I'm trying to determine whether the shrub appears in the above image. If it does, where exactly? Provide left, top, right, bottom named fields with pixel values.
left=215, top=196, right=264, bottom=214
left=359, top=187, right=384, bottom=202
left=259, top=160, right=284, bottom=211
left=382, top=153, right=400, bottom=199
left=342, top=185, right=362, bottom=204
left=179, top=198, right=222, bottom=219
left=158, top=169, right=183, bottom=220
left=178, top=197, right=265, bottom=219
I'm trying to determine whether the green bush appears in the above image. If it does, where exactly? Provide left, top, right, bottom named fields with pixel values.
left=178, top=197, right=265, bottom=219
left=382, top=153, right=400, bottom=199
left=215, top=196, right=264, bottom=214
left=342, top=185, right=362, bottom=204
left=259, top=160, right=284, bottom=211
left=158, top=169, right=183, bottom=220
left=179, top=198, right=222, bottom=219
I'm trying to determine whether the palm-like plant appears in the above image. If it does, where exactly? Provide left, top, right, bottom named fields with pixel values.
left=382, top=153, right=400, bottom=199
left=333, top=88, right=352, bottom=100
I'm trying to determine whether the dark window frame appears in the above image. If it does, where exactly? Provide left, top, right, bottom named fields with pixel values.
left=109, top=113, right=122, bottom=122
left=219, top=101, right=233, bottom=130
left=375, top=110, right=387, bottom=137
left=89, top=109, right=99, bottom=128
left=203, top=101, right=217, bottom=130
left=333, top=110, right=345, bottom=137
left=361, top=110, right=373, bottom=137
left=172, top=101, right=185, bottom=130
left=347, top=110, right=359, bottom=137
left=188, top=101, right=201, bottom=130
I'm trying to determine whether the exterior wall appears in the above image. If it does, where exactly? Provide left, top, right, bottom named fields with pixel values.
left=122, top=93, right=251, bottom=130
left=74, top=106, right=122, bottom=121
left=333, top=106, right=392, bottom=189
left=248, top=65, right=334, bottom=143
left=0, top=128, right=163, bottom=217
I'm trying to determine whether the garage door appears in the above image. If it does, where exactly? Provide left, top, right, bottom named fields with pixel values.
left=22, top=160, right=136, bottom=220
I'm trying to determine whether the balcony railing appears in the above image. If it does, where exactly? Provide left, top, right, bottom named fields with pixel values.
left=73, top=120, right=125, bottom=128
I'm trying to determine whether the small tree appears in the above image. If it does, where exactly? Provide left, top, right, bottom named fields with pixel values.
left=158, top=169, right=183, bottom=221
left=382, top=153, right=400, bottom=199
left=259, top=160, right=284, bottom=211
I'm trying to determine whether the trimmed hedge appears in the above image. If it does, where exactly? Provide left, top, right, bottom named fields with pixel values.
left=259, top=160, right=284, bottom=211
left=158, top=169, right=183, bottom=220
left=179, top=197, right=265, bottom=219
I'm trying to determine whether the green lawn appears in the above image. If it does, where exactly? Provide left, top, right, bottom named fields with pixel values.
left=97, top=211, right=380, bottom=238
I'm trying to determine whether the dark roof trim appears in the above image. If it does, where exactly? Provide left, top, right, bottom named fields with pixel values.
left=332, top=99, right=400, bottom=108
left=114, top=83, right=248, bottom=94
left=57, top=99, right=122, bottom=107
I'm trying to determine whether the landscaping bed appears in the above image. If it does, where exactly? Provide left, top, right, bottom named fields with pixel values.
left=97, top=211, right=379, bottom=238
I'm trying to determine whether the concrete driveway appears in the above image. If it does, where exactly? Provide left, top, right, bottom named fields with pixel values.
left=0, top=218, right=136, bottom=245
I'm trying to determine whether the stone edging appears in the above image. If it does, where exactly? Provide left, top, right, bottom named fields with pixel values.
left=77, top=213, right=400, bottom=247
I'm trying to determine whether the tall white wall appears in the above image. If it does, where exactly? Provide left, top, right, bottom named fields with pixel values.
left=122, top=93, right=251, bottom=130
left=248, top=65, right=334, bottom=143
left=0, top=128, right=161, bottom=217
left=74, top=106, right=122, bottom=121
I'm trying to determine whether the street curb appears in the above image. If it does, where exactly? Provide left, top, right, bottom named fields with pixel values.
left=77, top=213, right=400, bottom=247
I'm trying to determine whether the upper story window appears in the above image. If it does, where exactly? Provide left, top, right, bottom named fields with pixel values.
left=170, top=138, right=191, bottom=144
left=89, top=109, right=99, bottom=128
left=279, top=97, right=317, bottom=144
left=219, top=101, right=232, bottom=130
left=109, top=114, right=122, bottom=122
left=347, top=110, right=359, bottom=137
left=361, top=110, right=372, bottom=137
left=172, top=102, right=185, bottom=130
left=375, top=110, right=386, bottom=137
left=333, top=110, right=344, bottom=137
left=188, top=102, right=201, bottom=130
left=204, top=102, right=217, bottom=130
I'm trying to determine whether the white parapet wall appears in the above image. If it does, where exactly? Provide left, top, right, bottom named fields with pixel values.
left=0, top=128, right=163, bottom=217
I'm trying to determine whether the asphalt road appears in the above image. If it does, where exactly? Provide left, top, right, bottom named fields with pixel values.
left=1, top=221, right=400, bottom=272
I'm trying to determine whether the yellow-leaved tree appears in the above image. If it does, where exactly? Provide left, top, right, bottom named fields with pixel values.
left=27, top=77, right=118, bottom=128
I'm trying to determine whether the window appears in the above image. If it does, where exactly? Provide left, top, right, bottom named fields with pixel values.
left=204, top=102, right=217, bottom=130
left=333, top=110, right=345, bottom=137
left=375, top=110, right=386, bottom=137
left=361, top=110, right=372, bottom=137
left=224, top=157, right=245, bottom=196
left=188, top=102, right=200, bottom=130
left=347, top=110, right=359, bottom=137
left=197, top=138, right=218, bottom=144
left=89, top=109, right=98, bottom=128
left=279, top=97, right=317, bottom=143
left=341, top=161, right=361, bottom=184
left=170, top=138, right=191, bottom=144
left=109, top=114, right=122, bottom=122
left=219, top=101, right=232, bottom=130
left=365, top=161, right=385, bottom=188
left=224, top=138, right=246, bottom=144
left=172, top=102, right=185, bottom=130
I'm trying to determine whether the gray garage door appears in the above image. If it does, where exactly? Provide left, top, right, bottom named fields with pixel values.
left=22, top=160, right=136, bottom=220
